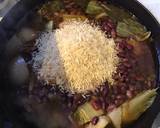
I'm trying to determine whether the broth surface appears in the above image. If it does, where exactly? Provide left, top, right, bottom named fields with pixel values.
left=5, top=0, right=156, bottom=128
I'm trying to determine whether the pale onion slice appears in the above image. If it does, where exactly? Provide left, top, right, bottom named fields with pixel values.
left=108, top=107, right=122, bottom=128
left=122, top=89, right=157, bottom=124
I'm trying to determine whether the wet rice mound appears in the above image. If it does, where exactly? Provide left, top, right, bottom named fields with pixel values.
left=32, top=20, right=119, bottom=93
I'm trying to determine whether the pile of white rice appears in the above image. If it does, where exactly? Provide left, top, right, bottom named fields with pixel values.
left=32, top=20, right=119, bottom=93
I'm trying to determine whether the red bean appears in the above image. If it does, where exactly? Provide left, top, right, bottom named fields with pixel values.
left=124, top=62, right=131, bottom=68
left=119, top=76, right=125, bottom=82
left=117, top=52, right=125, bottom=58
left=108, top=19, right=113, bottom=24
left=102, top=86, right=109, bottom=97
left=115, top=99, right=124, bottom=106
left=120, top=86, right=127, bottom=94
left=125, top=78, right=129, bottom=82
left=118, top=43, right=125, bottom=50
left=116, top=95, right=125, bottom=100
left=114, top=100, right=120, bottom=106
left=129, top=86, right=135, bottom=91
left=111, top=95, right=116, bottom=101
left=91, top=116, right=99, bottom=125
left=104, top=25, right=111, bottom=32
left=114, top=74, right=119, bottom=80
left=107, top=34, right=112, bottom=38
left=111, top=29, right=117, bottom=38
left=107, top=104, right=116, bottom=112
left=131, top=59, right=137, bottom=65
left=112, top=86, right=119, bottom=95
left=99, top=97, right=105, bottom=102
left=118, top=82, right=126, bottom=87
left=126, top=44, right=133, bottom=50
left=123, top=58, right=129, bottom=62
left=135, top=83, right=143, bottom=91
left=105, top=97, right=110, bottom=103
left=127, top=68, right=132, bottom=73
left=91, top=99, right=102, bottom=110
left=118, top=69, right=125, bottom=75
left=107, top=22, right=114, bottom=29
left=102, top=101, right=106, bottom=110
left=105, top=101, right=109, bottom=109
left=126, top=90, right=133, bottom=99
left=135, top=76, right=144, bottom=81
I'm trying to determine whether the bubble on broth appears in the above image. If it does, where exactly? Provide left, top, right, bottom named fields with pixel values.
left=7, top=1, right=156, bottom=128
left=17, top=27, right=37, bottom=42
left=5, top=35, right=23, bottom=57
left=9, top=56, right=29, bottom=86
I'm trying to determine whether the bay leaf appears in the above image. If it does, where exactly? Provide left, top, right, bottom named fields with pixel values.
left=86, top=1, right=106, bottom=15
left=117, top=19, right=151, bottom=41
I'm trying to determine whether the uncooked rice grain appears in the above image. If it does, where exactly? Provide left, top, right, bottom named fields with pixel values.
left=32, top=20, right=119, bottom=93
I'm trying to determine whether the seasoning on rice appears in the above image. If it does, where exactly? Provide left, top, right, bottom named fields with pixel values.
left=32, top=20, right=119, bottom=93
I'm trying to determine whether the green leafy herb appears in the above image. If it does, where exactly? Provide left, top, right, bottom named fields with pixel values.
left=104, top=4, right=132, bottom=22
left=75, top=0, right=90, bottom=10
left=135, top=32, right=151, bottom=42
left=117, top=18, right=151, bottom=41
left=86, top=1, right=106, bottom=15
left=86, top=1, right=132, bottom=22
left=41, top=0, right=64, bottom=13
left=117, top=22, right=133, bottom=37
left=124, top=19, right=147, bottom=32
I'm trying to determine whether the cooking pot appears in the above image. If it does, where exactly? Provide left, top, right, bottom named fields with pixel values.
left=0, top=0, right=160, bottom=128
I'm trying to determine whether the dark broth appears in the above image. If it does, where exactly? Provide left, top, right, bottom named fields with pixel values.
left=5, top=0, right=156, bottom=128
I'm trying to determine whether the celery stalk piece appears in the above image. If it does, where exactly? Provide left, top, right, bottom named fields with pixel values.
left=122, top=89, right=157, bottom=125
left=72, top=90, right=156, bottom=127
left=72, top=102, right=104, bottom=125
left=108, top=107, right=122, bottom=128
